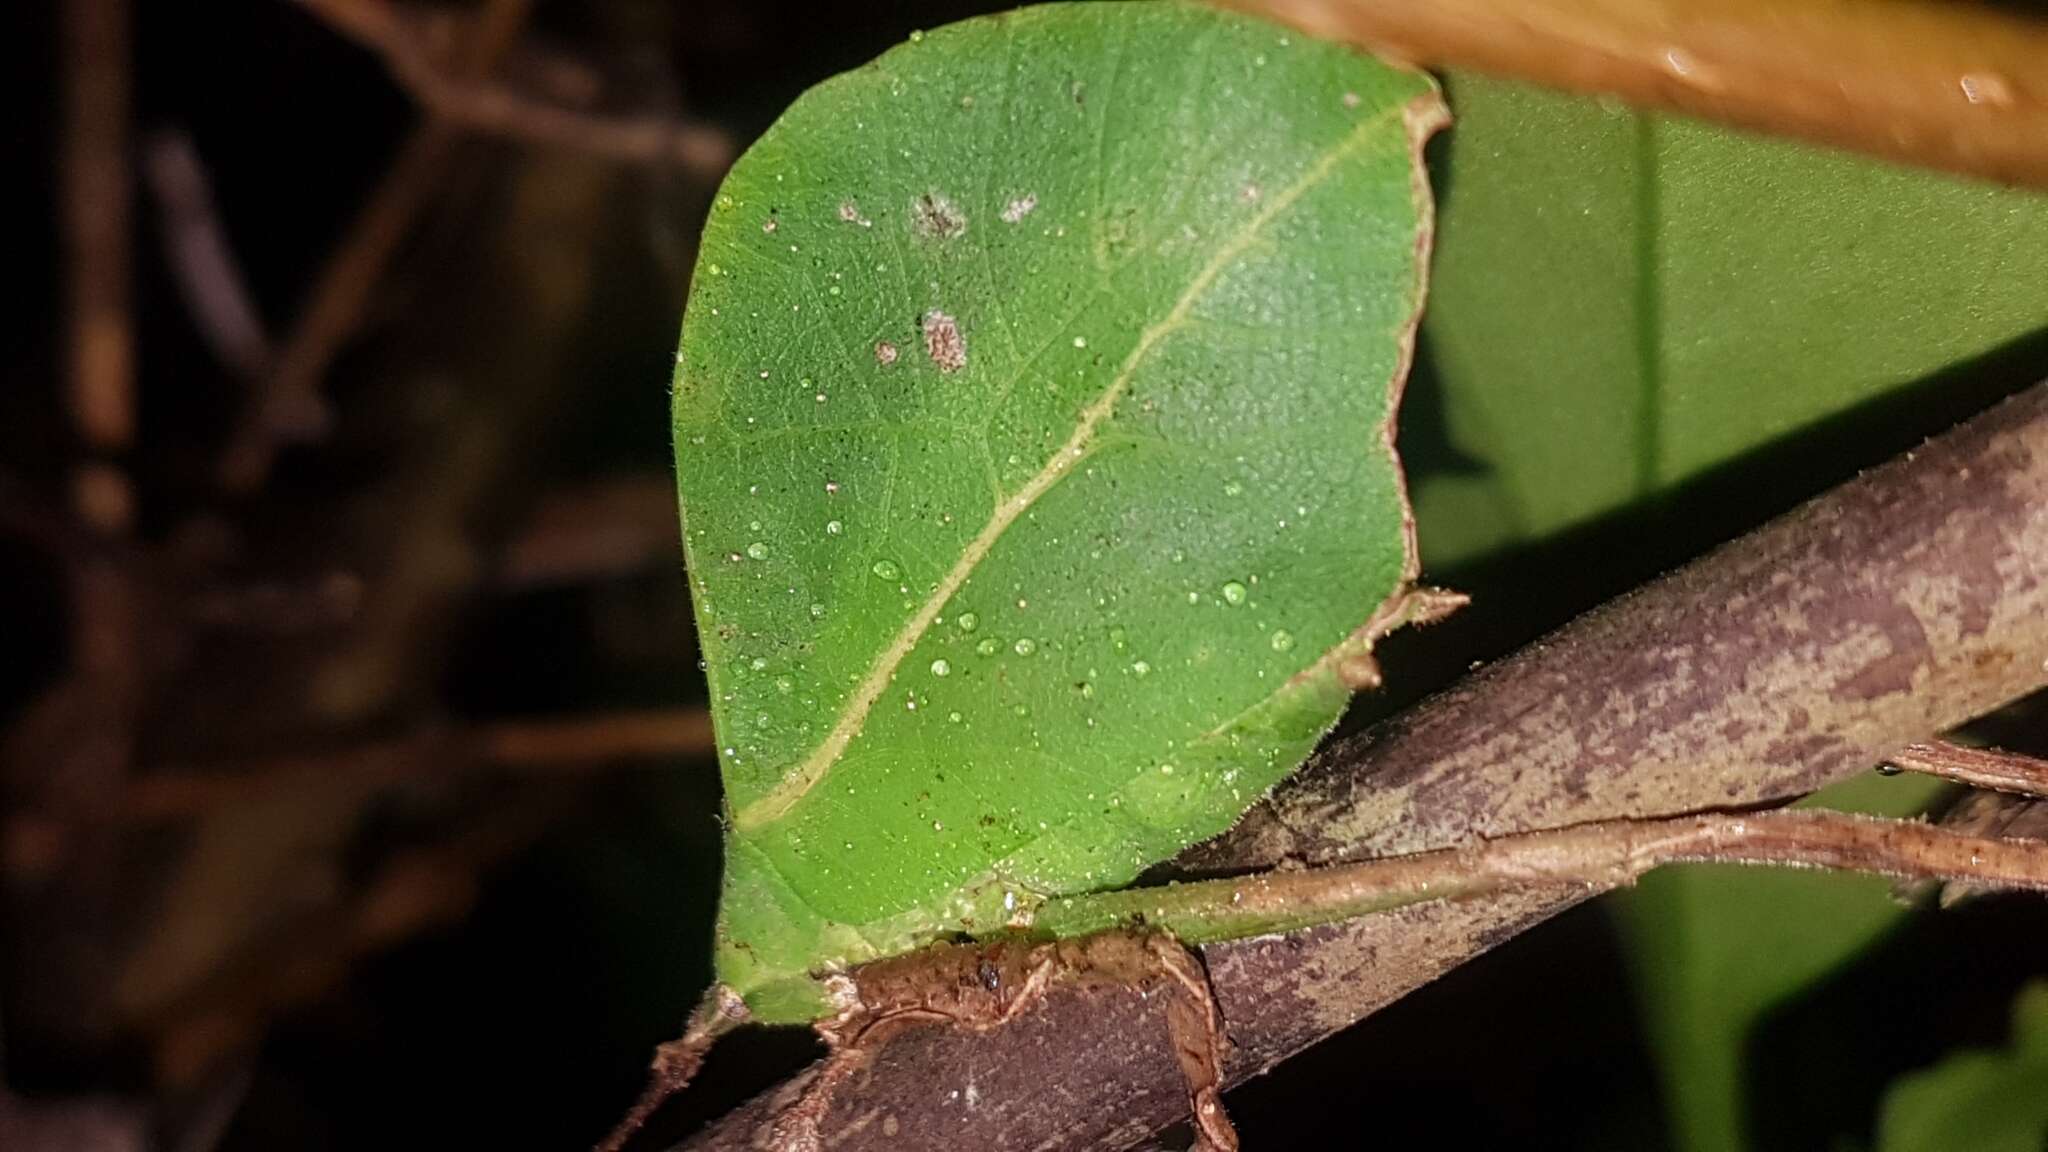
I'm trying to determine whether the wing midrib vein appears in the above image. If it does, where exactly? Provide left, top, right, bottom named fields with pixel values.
left=732, top=103, right=1403, bottom=831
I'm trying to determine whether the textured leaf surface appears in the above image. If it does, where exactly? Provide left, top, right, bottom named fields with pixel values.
left=672, top=2, right=1439, bottom=1016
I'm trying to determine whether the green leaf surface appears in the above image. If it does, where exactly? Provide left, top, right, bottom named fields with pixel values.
left=1415, top=73, right=2048, bottom=566
left=672, top=2, right=1439, bottom=1018
left=1877, top=982, right=2048, bottom=1152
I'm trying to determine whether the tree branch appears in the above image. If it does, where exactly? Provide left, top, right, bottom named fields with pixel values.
left=63, top=0, right=134, bottom=457
left=682, top=381, right=2048, bottom=1151
left=1887, top=739, right=2048, bottom=800
left=141, top=782, right=577, bottom=1089
left=497, top=475, right=678, bottom=589
left=297, top=0, right=733, bottom=176
left=218, top=0, right=534, bottom=493
left=120, top=708, right=712, bottom=825
left=1041, top=809, right=2048, bottom=944
left=142, top=130, right=272, bottom=383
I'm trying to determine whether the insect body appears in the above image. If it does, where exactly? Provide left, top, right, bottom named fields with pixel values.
left=613, top=3, right=1445, bottom=1145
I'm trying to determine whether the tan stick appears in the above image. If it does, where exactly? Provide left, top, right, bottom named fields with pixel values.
left=1886, top=739, right=2048, bottom=800
left=1041, top=808, right=2048, bottom=943
left=1226, top=0, right=2048, bottom=189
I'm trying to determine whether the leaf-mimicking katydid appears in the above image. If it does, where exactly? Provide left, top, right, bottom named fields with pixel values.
left=600, top=5, right=1454, bottom=1147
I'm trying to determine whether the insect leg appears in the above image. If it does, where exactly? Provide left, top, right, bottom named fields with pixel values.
left=594, top=984, right=748, bottom=1152
left=766, top=1008, right=951, bottom=1152
left=1140, top=935, right=1239, bottom=1152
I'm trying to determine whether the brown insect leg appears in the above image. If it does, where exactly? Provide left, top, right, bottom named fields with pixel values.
left=763, top=932, right=1237, bottom=1150
left=1044, top=932, right=1238, bottom=1151
left=594, top=984, right=748, bottom=1152
left=767, top=1008, right=953, bottom=1152
left=1156, top=945, right=1238, bottom=1152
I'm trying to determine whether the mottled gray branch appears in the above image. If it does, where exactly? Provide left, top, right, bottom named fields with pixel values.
left=682, top=381, right=2048, bottom=1151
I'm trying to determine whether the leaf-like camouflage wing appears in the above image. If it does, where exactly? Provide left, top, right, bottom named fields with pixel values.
left=674, top=1, right=1441, bottom=1020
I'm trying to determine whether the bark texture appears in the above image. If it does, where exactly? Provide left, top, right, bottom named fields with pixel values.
left=683, top=382, right=2048, bottom=1151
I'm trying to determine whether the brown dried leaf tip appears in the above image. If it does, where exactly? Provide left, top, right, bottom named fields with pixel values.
left=921, top=310, right=966, bottom=374
left=911, top=191, right=966, bottom=240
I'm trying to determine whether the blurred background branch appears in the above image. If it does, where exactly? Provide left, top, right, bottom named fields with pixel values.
left=15, top=1, right=740, bottom=1145
left=299, top=0, right=735, bottom=176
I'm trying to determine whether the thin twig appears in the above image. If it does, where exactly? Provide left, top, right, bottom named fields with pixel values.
left=1917, top=787, right=2048, bottom=908
left=122, top=708, right=712, bottom=824
left=299, top=0, right=733, bottom=175
left=1886, top=739, right=2048, bottom=800
left=63, top=0, right=134, bottom=457
left=1040, top=809, right=2048, bottom=943
left=144, top=783, right=574, bottom=1089
left=498, top=475, right=678, bottom=588
left=142, top=130, right=272, bottom=382
left=64, top=0, right=137, bottom=537
left=218, top=0, right=534, bottom=493
left=10, top=0, right=147, bottom=1051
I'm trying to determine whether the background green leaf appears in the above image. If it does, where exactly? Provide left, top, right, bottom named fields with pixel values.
left=1408, top=72, right=2048, bottom=1152
left=1876, top=982, right=2048, bottom=1152
left=674, top=2, right=1438, bottom=1015
left=1414, top=72, right=2048, bottom=566
left=1614, top=773, right=1947, bottom=1152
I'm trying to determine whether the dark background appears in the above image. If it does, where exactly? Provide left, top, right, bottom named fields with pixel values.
left=8, top=2, right=2046, bottom=1150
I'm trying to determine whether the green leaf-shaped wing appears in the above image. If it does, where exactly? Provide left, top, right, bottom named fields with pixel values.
left=674, top=1, right=1440, bottom=1019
